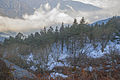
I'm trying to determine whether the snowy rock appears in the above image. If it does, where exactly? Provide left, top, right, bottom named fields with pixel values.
left=2, top=59, right=38, bottom=80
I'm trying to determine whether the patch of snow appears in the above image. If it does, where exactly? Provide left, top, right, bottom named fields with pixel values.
left=26, top=53, right=40, bottom=65
left=27, top=53, right=34, bottom=62
left=50, top=72, right=68, bottom=79
left=59, top=53, right=69, bottom=60
left=88, top=66, right=93, bottom=72
left=89, top=49, right=104, bottom=58
left=30, top=66, right=38, bottom=71
left=48, top=62, right=65, bottom=70
left=84, top=66, right=93, bottom=72
left=87, top=41, right=120, bottom=58
left=47, top=51, right=69, bottom=70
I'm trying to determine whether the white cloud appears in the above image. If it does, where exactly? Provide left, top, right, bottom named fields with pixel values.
left=44, top=3, right=51, bottom=11
left=0, top=1, right=120, bottom=33
left=0, top=4, right=73, bottom=32
left=72, top=0, right=120, bottom=22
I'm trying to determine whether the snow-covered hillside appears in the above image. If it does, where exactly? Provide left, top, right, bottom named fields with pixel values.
left=16, top=41, right=120, bottom=72
left=0, top=0, right=101, bottom=18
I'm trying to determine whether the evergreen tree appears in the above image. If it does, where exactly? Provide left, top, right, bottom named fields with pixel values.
left=55, top=26, right=59, bottom=42
left=48, top=26, right=54, bottom=34
left=15, top=32, right=24, bottom=43
left=59, top=23, right=65, bottom=54
left=43, top=27, right=47, bottom=34
left=15, top=32, right=24, bottom=40
left=80, top=17, right=85, bottom=24
left=35, top=32, right=40, bottom=38
left=60, top=22, right=64, bottom=33
left=73, top=18, right=78, bottom=25
left=47, top=26, right=54, bottom=43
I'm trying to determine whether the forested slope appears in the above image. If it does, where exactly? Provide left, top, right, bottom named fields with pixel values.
left=0, top=16, right=120, bottom=80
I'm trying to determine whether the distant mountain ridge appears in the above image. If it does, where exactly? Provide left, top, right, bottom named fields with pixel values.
left=91, top=16, right=120, bottom=25
left=23, top=0, right=101, bottom=11
left=0, top=31, right=16, bottom=42
left=91, top=18, right=111, bottom=25
left=0, top=0, right=34, bottom=18
left=0, top=0, right=101, bottom=18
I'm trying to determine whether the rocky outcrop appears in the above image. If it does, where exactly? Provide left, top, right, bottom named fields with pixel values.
left=1, top=59, right=38, bottom=80
left=0, top=59, right=14, bottom=80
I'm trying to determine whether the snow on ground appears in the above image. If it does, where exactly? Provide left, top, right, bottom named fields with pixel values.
left=48, top=61, right=69, bottom=70
left=50, top=72, right=68, bottom=79
left=30, top=66, right=38, bottom=71
left=47, top=52, right=70, bottom=70
left=84, top=66, right=93, bottom=72
left=59, top=53, right=69, bottom=60
left=27, top=53, right=34, bottom=62
left=24, top=41, right=120, bottom=71
left=86, top=41, right=120, bottom=58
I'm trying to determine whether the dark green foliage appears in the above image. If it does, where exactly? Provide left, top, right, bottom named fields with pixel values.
left=0, top=16, right=120, bottom=80
left=80, top=17, right=85, bottom=24
left=73, top=18, right=78, bottom=25
left=2, top=16, right=120, bottom=51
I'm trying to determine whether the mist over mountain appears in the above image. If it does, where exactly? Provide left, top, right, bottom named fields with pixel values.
left=23, top=0, right=101, bottom=11
left=0, top=0, right=101, bottom=18
left=0, top=0, right=34, bottom=18
left=0, top=1, right=120, bottom=79
left=0, top=0, right=118, bottom=33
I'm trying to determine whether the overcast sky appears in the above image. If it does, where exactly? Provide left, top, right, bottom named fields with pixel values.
left=73, top=0, right=120, bottom=17
left=0, top=0, right=120, bottom=33
left=73, top=0, right=120, bottom=8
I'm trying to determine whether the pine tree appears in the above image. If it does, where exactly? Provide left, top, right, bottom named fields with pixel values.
left=60, top=22, right=65, bottom=54
left=73, top=18, right=78, bottom=24
left=15, top=32, right=24, bottom=40
left=48, top=26, right=53, bottom=34
left=80, top=17, right=85, bottom=24
left=60, top=22, right=64, bottom=33
left=35, top=32, right=40, bottom=38
left=15, top=32, right=24, bottom=43
left=55, top=26, right=59, bottom=42
left=43, top=27, right=47, bottom=34
left=47, top=26, right=54, bottom=43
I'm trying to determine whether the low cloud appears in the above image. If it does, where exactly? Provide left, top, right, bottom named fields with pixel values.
left=0, top=2, right=120, bottom=33
left=0, top=4, right=73, bottom=32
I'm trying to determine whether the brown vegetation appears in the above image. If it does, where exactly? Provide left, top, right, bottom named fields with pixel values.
left=0, top=59, right=14, bottom=80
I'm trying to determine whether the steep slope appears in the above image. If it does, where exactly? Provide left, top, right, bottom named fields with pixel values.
left=0, top=0, right=101, bottom=18
left=0, top=59, right=14, bottom=80
left=0, top=0, right=34, bottom=18
left=1, top=59, right=38, bottom=79
left=23, top=0, right=101, bottom=11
